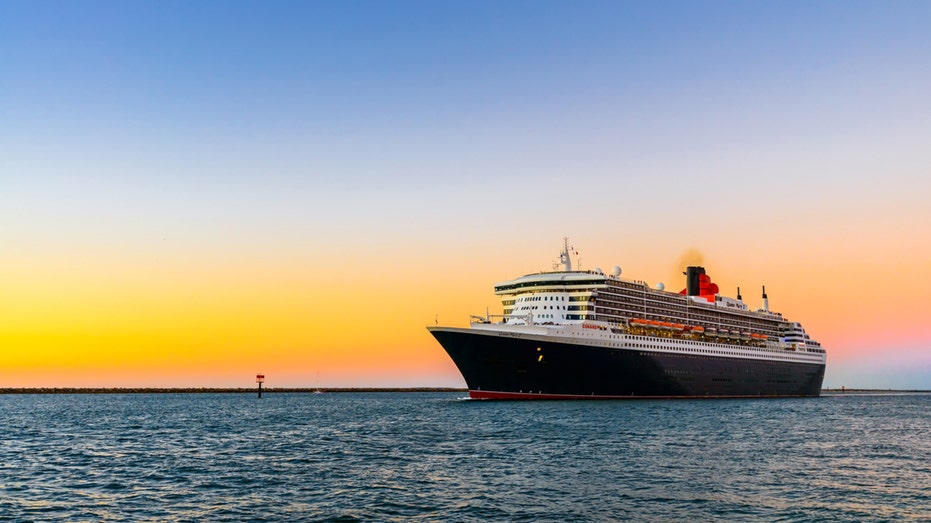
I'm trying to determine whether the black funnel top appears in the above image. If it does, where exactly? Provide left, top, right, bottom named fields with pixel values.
left=686, top=266, right=705, bottom=296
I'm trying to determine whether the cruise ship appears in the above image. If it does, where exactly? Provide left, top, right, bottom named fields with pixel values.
left=428, top=240, right=826, bottom=399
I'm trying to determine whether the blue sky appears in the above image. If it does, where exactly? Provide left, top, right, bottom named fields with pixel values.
left=6, top=1, right=929, bottom=185
left=5, top=1, right=928, bottom=250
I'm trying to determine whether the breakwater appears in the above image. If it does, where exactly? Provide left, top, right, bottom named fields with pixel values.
left=0, top=387, right=467, bottom=394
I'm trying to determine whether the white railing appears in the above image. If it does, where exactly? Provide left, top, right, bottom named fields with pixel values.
left=471, top=313, right=531, bottom=324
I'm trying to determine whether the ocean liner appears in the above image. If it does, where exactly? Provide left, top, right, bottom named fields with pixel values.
left=429, top=239, right=826, bottom=399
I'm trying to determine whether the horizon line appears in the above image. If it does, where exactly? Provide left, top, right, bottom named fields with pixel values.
left=1, top=387, right=929, bottom=395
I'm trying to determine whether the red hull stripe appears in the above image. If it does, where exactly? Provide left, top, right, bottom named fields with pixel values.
left=468, top=390, right=814, bottom=400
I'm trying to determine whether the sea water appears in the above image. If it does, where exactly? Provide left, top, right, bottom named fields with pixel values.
left=0, top=392, right=928, bottom=522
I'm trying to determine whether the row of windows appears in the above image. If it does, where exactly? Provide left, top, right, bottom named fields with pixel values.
left=650, top=340, right=817, bottom=360
left=502, top=286, right=798, bottom=343
left=598, top=305, right=782, bottom=339
left=597, top=282, right=785, bottom=330
left=608, top=301, right=777, bottom=333
left=634, top=350, right=812, bottom=364
left=500, top=280, right=790, bottom=337
left=567, top=305, right=591, bottom=311
left=596, top=297, right=775, bottom=326
left=495, top=280, right=605, bottom=293
left=597, top=335, right=822, bottom=363
left=516, top=295, right=566, bottom=303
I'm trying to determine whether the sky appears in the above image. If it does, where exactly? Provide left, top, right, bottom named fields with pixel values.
left=2, top=0, right=930, bottom=389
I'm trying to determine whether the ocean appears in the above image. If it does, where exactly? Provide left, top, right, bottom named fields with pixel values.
left=1, top=392, right=928, bottom=522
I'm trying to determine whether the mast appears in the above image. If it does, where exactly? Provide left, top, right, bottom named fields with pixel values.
left=559, top=237, right=573, bottom=271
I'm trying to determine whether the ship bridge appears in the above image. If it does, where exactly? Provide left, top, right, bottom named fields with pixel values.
left=496, top=271, right=608, bottom=324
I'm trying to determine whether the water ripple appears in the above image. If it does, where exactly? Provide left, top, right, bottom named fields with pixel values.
left=1, top=392, right=929, bottom=521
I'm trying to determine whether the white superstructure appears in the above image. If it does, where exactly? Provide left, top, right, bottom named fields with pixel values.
left=470, top=239, right=826, bottom=367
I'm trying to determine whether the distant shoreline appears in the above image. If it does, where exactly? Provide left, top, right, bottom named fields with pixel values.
left=0, top=387, right=468, bottom=395
left=0, top=387, right=928, bottom=395
left=820, top=388, right=931, bottom=394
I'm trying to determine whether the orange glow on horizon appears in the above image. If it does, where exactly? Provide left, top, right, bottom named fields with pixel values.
left=2, top=233, right=929, bottom=388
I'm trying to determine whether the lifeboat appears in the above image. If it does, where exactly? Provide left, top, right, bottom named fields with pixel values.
left=691, top=326, right=705, bottom=333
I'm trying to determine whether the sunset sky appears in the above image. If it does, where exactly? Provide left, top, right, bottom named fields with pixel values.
left=2, top=1, right=929, bottom=389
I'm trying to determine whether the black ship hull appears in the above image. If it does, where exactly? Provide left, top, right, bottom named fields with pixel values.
left=431, top=328, right=825, bottom=399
